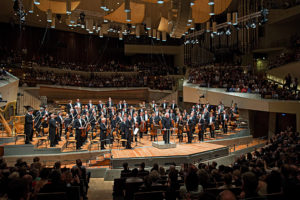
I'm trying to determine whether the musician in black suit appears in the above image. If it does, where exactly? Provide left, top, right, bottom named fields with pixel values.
left=49, top=114, right=57, bottom=147
left=170, top=100, right=177, bottom=111
left=100, top=118, right=107, bottom=150
left=161, top=100, right=168, bottom=110
left=75, top=99, right=81, bottom=109
left=198, top=114, right=205, bottom=142
left=55, top=112, right=63, bottom=142
left=64, top=114, right=72, bottom=138
left=221, top=110, right=229, bottom=134
left=67, top=100, right=73, bottom=113
left=24, top=108, right=34, bottom=144
left=120, top=117, right=127, bottom=147
left=87, top=100, right=93, bottom=110
left=207, top=112, right=216, bottom=138
left=177, top=115, right=184, bottom=142
left=162, top=113, right=173, bottom=144
left=97, top=100, right=103, bottom=112
left=186, top=115, right=194, bottom=143
left=117, top=101, right=123, bottom=111
left=73, top=115, right=84, bottom=150
left=107, top=97, right=114, bottom=111
left=126, top=115, right=133, bottom=149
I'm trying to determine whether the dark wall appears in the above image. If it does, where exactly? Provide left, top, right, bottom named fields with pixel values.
left=276, top=113, right=296, bottom=132
left=249, top=110, right=269, bottom=138
left=0, top=23, right=125, bottom=64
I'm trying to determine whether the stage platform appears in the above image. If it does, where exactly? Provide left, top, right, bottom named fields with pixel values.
left=110, top=142, right=228, bottom=168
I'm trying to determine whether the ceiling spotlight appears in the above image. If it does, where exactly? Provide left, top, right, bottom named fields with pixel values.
left=190, top=0, right=195, bottom=6
left=157, top=0, right=164, bottom=4
left=100, top=0, right=107, bottom=9
left=208, top=0, right=214, bottom=5
left=34, top=0, right=40, bottom=5
left=66, top=0, right=71, bottom=15
left=28, top=0, right=34, bottom=13
left=210, top=33, right=214, bottom=38
left=47, top=9, right=52, bottom=23
left=125, top=0, right=131, bottom=13
left=250, top=20, right=256, bottom=28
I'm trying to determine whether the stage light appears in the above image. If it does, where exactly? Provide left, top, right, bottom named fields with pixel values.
left=100, top=0, right=106, bottom=9
left=157, top=0, right=164, bottom=4
left=210, top=33, right=214, bottom=38
left=132, top=24, right=136, bottom=28
left=209, top=4, right=215, bottom=16
left=99, top=29, right=103, bottom=37
left=125, top=0, right=131, bottom=13
left=250, top=21, right=256, bottom=29
left=47, top=9, right=52, bottom=23
left=66, top=0, right=71, bottom=15
left=34, top=0, right=40, bottom=5
left=148, top=29, right=152, bottom=37
left=208, top=0, right=214, bottom=5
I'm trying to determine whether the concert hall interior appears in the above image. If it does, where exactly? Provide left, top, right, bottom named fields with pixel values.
left=0, top=0, right=300, bottom=200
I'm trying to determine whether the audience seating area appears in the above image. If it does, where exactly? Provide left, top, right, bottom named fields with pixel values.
left=188, top=65, right=299, bottom=100
left=112, top=129, right=299, bottom=200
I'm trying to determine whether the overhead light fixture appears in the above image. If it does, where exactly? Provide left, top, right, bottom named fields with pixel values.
left=146, top=17, right=151, bottom=30
left=51, top=16, right=55, bottom=28
left=28, top=0, right=34, bottom=13
left=34, top=0, right=40, bottom=5
left=99, top=28, right=103, bottom=38
left=100, top=0, right=106, bottom=9
left=157, top=0, right=164, bottom=4
left=157, top=31, right=160, bottom=40
left=119, top=32, right=123, bottom=40
left=208, top=0, right=214, bottom=5
left=232, top=12, right=238, bottom=25
left=206, top=21, right=210, bottom=32
left=66, top=0, right=71, bottom=15
left=136, top=25, right=140, bottom=38
left=152, top=29, right=157, bottom=38
left=227, top=13, right=231, bottom=24
left=132, top=24, right=136, bottom=28
left=125, top=0, right=131, bottom=13
left=190, top=0, right=195, bottom=6
left=212, top=22, right=217, bottom=33
left=209, top=4, right=215, bottom=15
left=126, top=12, right=131, bottom=22
left=162, top=31, right=167, bottom=41
left=47, top=9, right=52, bottom=23
left=148, top=29, right=152, bottom=37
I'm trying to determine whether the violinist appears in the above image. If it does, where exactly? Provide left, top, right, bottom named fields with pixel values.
left=100, top=118, right=107, bottom=150
left=64, top=114, right=72, bottom=137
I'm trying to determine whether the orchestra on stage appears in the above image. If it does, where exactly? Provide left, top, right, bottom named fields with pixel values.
left=24, top=98, right=239, bottom=150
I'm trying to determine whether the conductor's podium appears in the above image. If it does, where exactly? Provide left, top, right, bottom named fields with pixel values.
left=152, top=129, right=176, bottom=149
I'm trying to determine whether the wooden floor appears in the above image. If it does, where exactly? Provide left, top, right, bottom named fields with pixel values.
left=111, top=142, right=225, bottom=159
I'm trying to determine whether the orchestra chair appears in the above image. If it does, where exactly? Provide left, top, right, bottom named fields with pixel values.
left=14, top=121, right=26, bottom=144
left=89, top=132, right=100, bottom=150
left=65, top=130, right=76, bottom=150
left=204, top=128, right=210, bottom=139
left=36, top=135, right=48, bottom=148
left=116, top=135, right=127, bottom=149
left=193, top=133, right=198, bottom=142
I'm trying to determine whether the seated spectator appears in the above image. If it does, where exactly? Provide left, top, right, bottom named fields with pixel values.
left=138, top=162, right=149, bottom=177
left=218, top=173, right=235, bottom=189
left=240, top=172, right=266, bottom=199
left=126, top=168, right=143, bottom=183
left=121, top=162, right=131, bottom=178
left=39, top=170, right=66, bottom=193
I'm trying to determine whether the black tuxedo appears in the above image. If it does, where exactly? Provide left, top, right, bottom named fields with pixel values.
left=107, top=101, right=114, bottom=109
left=162, top=117, right=173, bottom=144
left=100, top=122, right=107, bottom=149
left=55, top=115, right=63, bottom=141
left=97, top=104, right=103, bottom=111
left=125, top=119, right=132, bottom=149
left=24, top=113, right=34, bottom=144
left=49, top=118, right=57, bottom=147
left=221, top=114, right=229, bottom=134
left=161, top=102, right=168, bottom=110
left=170, top=103, right=177, bottom=110
left=67, top=103, right=73, bottom=113
left=74, top=118, right=84, bottom=149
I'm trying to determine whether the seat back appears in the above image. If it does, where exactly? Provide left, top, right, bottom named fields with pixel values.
left=36, top=192, right=67, bottom=200
left=134, top=191, right=164, bottom=200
